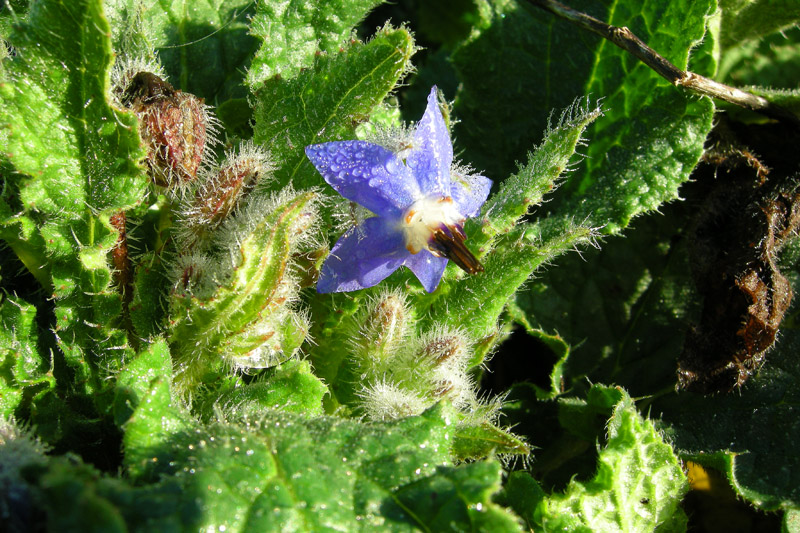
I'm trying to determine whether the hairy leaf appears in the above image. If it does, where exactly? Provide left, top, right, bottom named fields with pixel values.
left=105, top=0, right=259, bottom=101
left=247, top=0, right=384, bottom=87
left=121, top=361, right=516, bottom=532
left=169, top=190, right=318, bottom=391
left=0, top=0, right=148, bottom=391
left=252, top=26, right=415, bottom=193
left=505, top=385, right=688, bottom=531
left=719, top=0, right=800, bottom=48
left=0, top=294, right=53, bottom=417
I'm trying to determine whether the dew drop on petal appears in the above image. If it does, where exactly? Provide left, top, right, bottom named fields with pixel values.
left=385, top=158, right=400, bottom=174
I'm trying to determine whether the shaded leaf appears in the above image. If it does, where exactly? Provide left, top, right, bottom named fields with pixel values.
left=0, top=293, right=53, bottom=417
left=719, top=0, right=800, bottom=48
left=105, top=0, right=259, bottom=101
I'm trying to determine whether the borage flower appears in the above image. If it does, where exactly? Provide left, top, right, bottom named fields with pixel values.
left=305, top=87, right=491, bottom=293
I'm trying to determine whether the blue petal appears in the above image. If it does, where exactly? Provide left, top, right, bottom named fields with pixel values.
left=316, top=216, right=408, bottom=293
left=451, top=173, right=493, bottom=218
left=306, top=141, right=421, bottom=217
left=405, top=87, right=453, bottom=197
left=403, top=250, right=448, bottom=293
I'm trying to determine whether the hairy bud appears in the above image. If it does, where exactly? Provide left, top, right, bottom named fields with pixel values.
left=122, top=71, right=218, bottom=189
left=349, top=290, right=412, bottom=370
left=178, top=141, right=274, bottom=249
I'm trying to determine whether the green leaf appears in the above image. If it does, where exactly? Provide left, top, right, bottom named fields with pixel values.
left=211, top=359, right=328, bottom=418
left=0, top=293, right=53, bottom=417
left=452, top=421, right=530, bottom=461
left=246, top=0, right=384, bottom=87
left=424, top=218, right=596, bottom=343
left=252, top=25, right=415, bottom=193
left=451, top=0, right=715, bottom=233
left=515, top=201, right=696, bottom=397
left=472, top=98, right=602, bottom=250
left=104, top=0, right=259, bottom=101
left=508, top=385, right=688, bottom=531
left=785, top=508, right=800, bottom=532
left=408, top=99, right=601, bottom=348
left=391, top=461, right=524, bottom=532
left=0, top=0, right=149, bottom=391
left=4, top=429, right=187, bottom=533
left=1, top=0, right=145, bottom=216
left=514, top=160, right=800, bottom=512
left=113, top=337, right=172, bottom=427
left=718, top=27, right=800, bottom=90
left=0, top=198, right=50, bottom=289
left=719, top=0, right=800, bottom=48
left=122, top=368, right=513, bottom=532
left=128, top=251, right=169, bottom=339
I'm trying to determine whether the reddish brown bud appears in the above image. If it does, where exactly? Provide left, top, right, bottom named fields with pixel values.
left=124, top=72, right=213, bottom=188
left=196, top=154, right=264, bottom=227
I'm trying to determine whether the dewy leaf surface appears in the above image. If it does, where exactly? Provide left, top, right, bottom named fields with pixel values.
left=452, top=0, right=715, bottom=233
left=246, top=0, right=384, bottom=88
left=252, top=26, right=414, bottom=193
left=120, top=360, right=516, bottom=532
left=0, top=0, right=148, bottom=392
left=209, top=359, right=328, bottom=419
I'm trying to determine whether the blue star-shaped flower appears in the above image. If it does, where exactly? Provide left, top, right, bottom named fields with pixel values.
left=305, top=87, right=492, bottom=293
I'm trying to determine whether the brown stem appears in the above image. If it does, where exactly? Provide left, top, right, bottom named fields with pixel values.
left=525, top=0, right=800, bottom=127
left=110, top=211, right=137, bottom=346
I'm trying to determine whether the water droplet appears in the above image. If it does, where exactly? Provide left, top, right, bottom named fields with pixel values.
left=385, top=158, right=399, bottom=174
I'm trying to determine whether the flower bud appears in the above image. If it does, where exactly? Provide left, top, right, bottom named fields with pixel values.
left=122, top=71, right=218, bottom=189
left=414, top=329, right=470, bottom=369
left=358, top=380, right=426, bottom=421
left=349, top=290, right=412, bottom=370
left=168, top=190, right=319, bottom=392
left=178, top=141, right=273, bottom=250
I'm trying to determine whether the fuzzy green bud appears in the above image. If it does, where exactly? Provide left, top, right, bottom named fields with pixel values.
left=349, top=290, right=412, bottom=372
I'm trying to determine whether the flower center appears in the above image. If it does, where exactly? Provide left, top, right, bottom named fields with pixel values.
left=401, top=196, right=483, bottom=274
